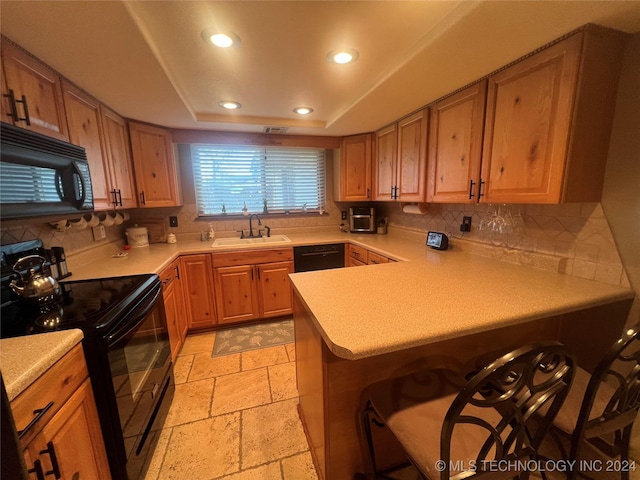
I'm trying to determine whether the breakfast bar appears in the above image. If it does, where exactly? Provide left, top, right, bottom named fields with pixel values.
left=289, top=247, right=634, bottom=480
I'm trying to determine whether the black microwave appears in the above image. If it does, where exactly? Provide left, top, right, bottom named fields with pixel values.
left=0, top=122, right=94, bottom=219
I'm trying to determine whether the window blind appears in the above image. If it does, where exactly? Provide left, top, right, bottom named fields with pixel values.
left=191, top=145, right=325, bottom=216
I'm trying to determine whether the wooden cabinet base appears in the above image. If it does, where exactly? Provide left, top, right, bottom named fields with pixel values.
left=294, top=294, right=630, bottom=479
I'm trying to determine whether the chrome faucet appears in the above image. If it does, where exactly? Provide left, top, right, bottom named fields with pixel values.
left=248, top=214, right=262, bottom=237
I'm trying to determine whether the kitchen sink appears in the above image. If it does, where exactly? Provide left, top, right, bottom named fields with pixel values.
left=212, top=234, right=291, bottom=247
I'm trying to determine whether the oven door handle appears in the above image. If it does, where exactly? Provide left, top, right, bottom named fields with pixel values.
left=105, top=286, right=162, bottom=347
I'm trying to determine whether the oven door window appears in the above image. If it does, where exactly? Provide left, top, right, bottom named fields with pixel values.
left=108, top=300, right=171, bottom=456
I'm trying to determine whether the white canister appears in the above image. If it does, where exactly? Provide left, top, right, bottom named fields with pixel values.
left=125, top=226, right=149, bottom=248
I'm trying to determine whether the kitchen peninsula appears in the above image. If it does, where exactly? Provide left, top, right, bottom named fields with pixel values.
left=286, top=232, right=634, bottom=480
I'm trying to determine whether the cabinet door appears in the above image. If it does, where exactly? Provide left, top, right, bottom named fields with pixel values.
left=128, top=121, right=181, bottom=207
left=373, top=124, right=397, bottom=200
left=481, top=34, right=582, bottom=204
left=214, top=265, right=260, bottom=324
left=180, top=254, right=217, bottom=329
left=428, top=82, right=486, bottom=203
left=339, top=134, right=372, bottom=201
left=396, top=109, right=428, bottom=201
left=1, top=40, right=68, bottom=140
left=62, top=80, right=113, bottom=210
left=161, top=263, right=184, bottom=360
left=36, top=379, right=110, bottom=480
left=257, top=261, right=294, bottom=318
left=100, top=105, right=138, bottom=208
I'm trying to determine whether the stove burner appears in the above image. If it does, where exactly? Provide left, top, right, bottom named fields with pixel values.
left=33, top=303, right=64, bottom=329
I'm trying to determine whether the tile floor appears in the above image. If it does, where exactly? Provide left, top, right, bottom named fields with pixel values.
left=139, top=331, right=319, bottom=480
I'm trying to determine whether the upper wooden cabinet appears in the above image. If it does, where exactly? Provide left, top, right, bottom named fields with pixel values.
left=373, top=109, right=428, bottom=201
left=427, top=81, right=487, bottom=203
left=1, top=39, right=68, bottom=140
left=62, top=81, right=112, bottom=210
left=128, top=121, right=181, bottom=208
left=480, top=27, right=627, bottom=204
left=336, top=133, right=373, bottom=201
left=100, top=105, right=138, bottom=209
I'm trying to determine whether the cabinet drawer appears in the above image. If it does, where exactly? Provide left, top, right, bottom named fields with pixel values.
left=11, top=344, right=88, bottom=445
left=348, top=245, right=368, bottom=264
left=212, top=248, right=294, bottom=267
left=367, top=251, right=390, bottom=265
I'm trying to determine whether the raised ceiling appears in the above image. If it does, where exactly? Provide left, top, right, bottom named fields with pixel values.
left=1, top=1, right=639, bottom=136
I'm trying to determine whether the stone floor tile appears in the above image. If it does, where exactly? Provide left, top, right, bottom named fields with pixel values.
left=179, top=332, right=216, bottom=356
left=211, top=368, right=271, bottom=415
left=214, top=461, right=282, bottom=480
left=285, top=343, right=295, bottom=362
left=164, top=378, right=214, bottom=428
left=241, top=398, right=309, bottom=469
left=268, top=362, right=298, bottom=401
left=189, top=352, right=240, bottom=382
left=158, top=413, right=240, bottom=480
left=173, top=354, right=194, bottom=384
left=242, top=345, right=289, bottom=370
left=139, top=428, right=172, bottom=480
left=281, top=451, right=318, bottom=480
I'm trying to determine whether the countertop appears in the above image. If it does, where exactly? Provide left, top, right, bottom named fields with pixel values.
left=59, top=228, right=637, bottom=362
left=0, top=329, right=84, bottom=401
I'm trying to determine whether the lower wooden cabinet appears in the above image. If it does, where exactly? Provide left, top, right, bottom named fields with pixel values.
left=212, top=248, right=294, bottom=325
left=12, top=344, right=110, bottom=480
left=347, top=244, right=393, bottom=267
left=161, top=260, right=188, bottom=358
left=180, top=254, right=217, bottom=330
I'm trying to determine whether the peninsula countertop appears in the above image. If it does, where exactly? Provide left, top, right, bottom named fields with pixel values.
left=63, top=228, right=634, bottom=361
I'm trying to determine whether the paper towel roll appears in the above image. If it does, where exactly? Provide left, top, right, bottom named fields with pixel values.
left=402, top=204, right=424, bottom=215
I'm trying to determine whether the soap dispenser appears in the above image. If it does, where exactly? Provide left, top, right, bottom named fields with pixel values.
left=208, top=222, right=215, bottom=240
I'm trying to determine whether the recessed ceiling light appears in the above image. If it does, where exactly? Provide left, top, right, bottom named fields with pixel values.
left=219, top=101, right=241, bottom=110
left=201, top=29, right=241, bottom=48
left=293, top=107, right=313, bottom=115
left=326, top=48, right=359, bottom=64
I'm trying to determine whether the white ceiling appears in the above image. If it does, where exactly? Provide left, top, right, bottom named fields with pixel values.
left=2, top=1, right=640, bottom=137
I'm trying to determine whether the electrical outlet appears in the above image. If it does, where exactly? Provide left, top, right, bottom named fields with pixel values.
left=341, top=211, right=347, bottom=220
left=460, top=216, right=472, bottom=232
left=92, top=225, right=106, bottom=241
left=169, top=216, right=178, bottom=227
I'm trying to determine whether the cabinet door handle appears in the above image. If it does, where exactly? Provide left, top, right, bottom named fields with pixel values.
left=3, top=89, right=20, bottom=123
left=478, top=179, right=485, bottom=199
left=175, top=265, right=181, bottom=280
left=17, top=401, right=54, bottom=439
left=366, top=188, right=370, bottom=199
left=257, top=268, right=261, bottom=280
left=140, top=191, right=146, bottom=205
left=116, top=189, right=123, bottom=206
left=15, top=94, right=31, bottom=126
left=251, top=268, right=254, bottom=281
left=468, top=179, right=475, bottom=199
left=39, top=442, right=61, bottom=479
left=28, top=460, right=46, bottom=480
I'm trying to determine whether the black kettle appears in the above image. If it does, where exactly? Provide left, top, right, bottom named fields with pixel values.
left=9, top=255, right=61, bottom=305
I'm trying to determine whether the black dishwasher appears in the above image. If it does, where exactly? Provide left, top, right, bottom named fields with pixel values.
left=294, top=244, right=345, bottom=272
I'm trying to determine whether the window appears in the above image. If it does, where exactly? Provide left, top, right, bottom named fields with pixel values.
left=191, top=145, right=326, bottom=216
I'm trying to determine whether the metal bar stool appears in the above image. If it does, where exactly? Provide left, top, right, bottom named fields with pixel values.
left=355, top=342, right=576, bottom=480
left=548, top=323, right=640, bottom=480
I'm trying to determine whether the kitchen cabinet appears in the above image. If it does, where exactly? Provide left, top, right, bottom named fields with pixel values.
left=0, top=38, right=68, bottom=141
left=347, top=244, right=368, bottom=267
left=373, top=109, right=428, bottom=201
left=367, top=251, right=391, bottom=265
left=128, top=121, right=181, bottom=208
left=12, top=344, right=110, bottom=480
left=180, top=254, right=217, bottom=330
left=62, top=80, right=113, bottom=210
left=479, top=27, right=627, bottom=204
left=427, top=81, right=487, bottom=203
left=100, top=105, right=138, bottom=209
left=335, top=133, right=373, bottom=201
left=212, top=248, right=294, bottom=325
left=161, top=260, right=187, bottom=359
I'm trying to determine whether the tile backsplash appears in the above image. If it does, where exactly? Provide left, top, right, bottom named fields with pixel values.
left=376, top=202, right=629, bottom=288
left=0, top=200, right=630, bottom=290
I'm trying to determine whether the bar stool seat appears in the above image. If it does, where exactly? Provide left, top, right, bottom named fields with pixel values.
left=355, top=342, right=576, bottom=480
